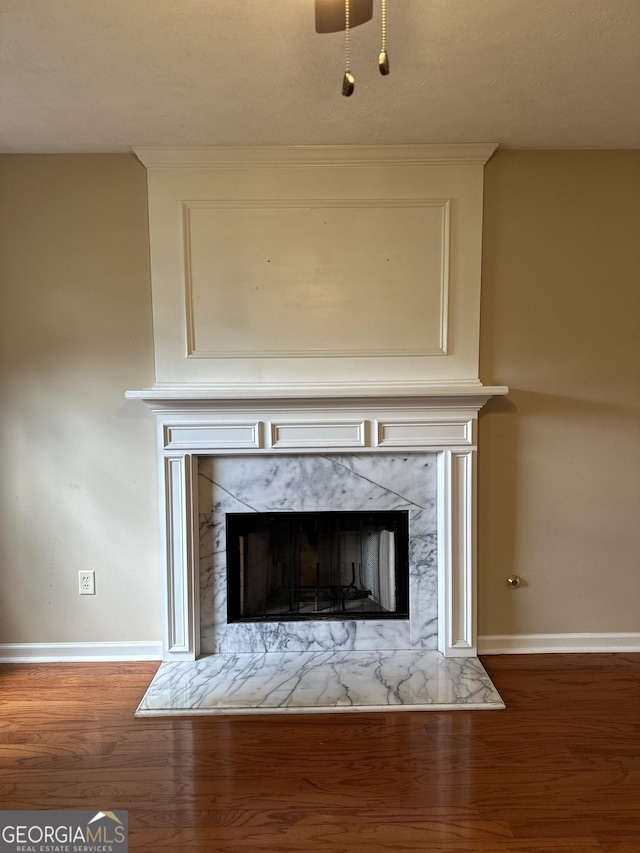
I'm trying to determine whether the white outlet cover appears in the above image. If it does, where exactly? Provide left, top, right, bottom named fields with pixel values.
left=79, top=571, right=95, bottom=595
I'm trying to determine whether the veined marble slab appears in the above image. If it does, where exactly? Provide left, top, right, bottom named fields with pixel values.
left=136, top=650, right=504, bottom=716
left=198, top=453, right=438, bottom=654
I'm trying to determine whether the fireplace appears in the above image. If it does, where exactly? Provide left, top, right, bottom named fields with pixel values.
left=130, top=389, right=506, bottom=712
left=226, top=510, right=409, bottom=621
left=128, top=144, right=508, bottom=713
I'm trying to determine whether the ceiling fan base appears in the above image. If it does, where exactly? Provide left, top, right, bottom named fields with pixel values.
left=315, top=0, right=374, bottom=34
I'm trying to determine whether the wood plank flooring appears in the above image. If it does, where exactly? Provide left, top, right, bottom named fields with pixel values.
left=0, top=654, right=638, bottom=851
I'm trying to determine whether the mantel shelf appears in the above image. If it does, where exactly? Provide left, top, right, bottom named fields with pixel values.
left=126, top=383, right=509, bottom=410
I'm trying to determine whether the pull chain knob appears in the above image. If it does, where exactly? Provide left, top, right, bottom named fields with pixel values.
left=379, top=0, right=389, bottom=75
left=342, top=71, right=355, bottom=96
left=342, top=0, right=354, bottom=96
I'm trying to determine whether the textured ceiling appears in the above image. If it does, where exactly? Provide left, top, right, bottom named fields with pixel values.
left=1, top=0, right=639, bottom=152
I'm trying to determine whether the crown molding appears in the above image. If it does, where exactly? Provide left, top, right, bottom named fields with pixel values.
left=133, top=143, right=499, bottom=169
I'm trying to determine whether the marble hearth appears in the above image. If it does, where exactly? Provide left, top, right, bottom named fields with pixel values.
left=136, top=650, right=503, bottom=715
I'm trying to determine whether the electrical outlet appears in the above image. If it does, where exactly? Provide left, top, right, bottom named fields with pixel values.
left=79, top=570, right=95, bottom=595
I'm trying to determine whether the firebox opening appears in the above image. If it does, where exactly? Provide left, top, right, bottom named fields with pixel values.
left=226, top=511, right=409, bottom=622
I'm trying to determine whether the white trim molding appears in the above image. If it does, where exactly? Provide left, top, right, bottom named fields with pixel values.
left=134, top=144, right=499, bottom=169
left=438, top=450, right=477, bottom=655
left=183, top=198, right=451, bottom=360
left=478, top=633, right=640, bottom=655
left=127, top=385, right=508, bottom=406
left=162, top=453, right=200, bottom=660
left=0, top=642, right=163, bottom=664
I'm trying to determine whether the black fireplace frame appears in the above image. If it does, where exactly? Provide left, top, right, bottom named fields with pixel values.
left=226, top=510, right=410, bottom=623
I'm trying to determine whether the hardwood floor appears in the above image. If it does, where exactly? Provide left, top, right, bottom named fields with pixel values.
left=0, top=654, right=639, bottom=851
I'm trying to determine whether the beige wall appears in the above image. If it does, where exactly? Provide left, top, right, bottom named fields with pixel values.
left=0, top=151, right=638, bottom=648
left=479, top=150, right=640, bottom=638
left=0, top=155, right=160, bottom=644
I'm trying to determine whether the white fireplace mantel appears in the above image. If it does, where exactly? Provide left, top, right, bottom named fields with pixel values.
left=127, top=386, right=507, bottom=661
left=129, top=144, right=507, bottom=686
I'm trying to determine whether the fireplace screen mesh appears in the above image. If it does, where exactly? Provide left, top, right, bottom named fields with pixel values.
left=226, top=511, right=409, bottom=621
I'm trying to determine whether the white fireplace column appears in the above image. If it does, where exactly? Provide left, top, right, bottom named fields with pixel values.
left=126, top=392, right=505, bottom=661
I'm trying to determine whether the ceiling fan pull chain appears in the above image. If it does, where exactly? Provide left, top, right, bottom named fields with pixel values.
left=342, top=0, right=355, bottom=96
left=378, top=0, right=389, bottom=75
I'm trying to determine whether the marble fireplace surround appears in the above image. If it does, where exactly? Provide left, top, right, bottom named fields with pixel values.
left=199, top=452, right=436, bottom=655
left=128, top=388, right=507, bottom=714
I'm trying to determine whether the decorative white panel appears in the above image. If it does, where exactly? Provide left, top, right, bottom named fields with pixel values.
left=376, top=418, right=473, bottom=447
left=183, top=199, right=449, bottom=359
left=269, top=419, right=367, bottom=448
left=164, top=422, right=261, bottom=450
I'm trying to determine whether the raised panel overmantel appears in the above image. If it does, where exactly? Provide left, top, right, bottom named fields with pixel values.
left=134, top=144, right=497, bottom=392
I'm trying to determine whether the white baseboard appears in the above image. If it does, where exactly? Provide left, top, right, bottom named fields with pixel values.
left=0, top=641, right=163, bottom=663
left=478, top=633, right=640, bottom=655
left=3, top=636, right=638, bottom=661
